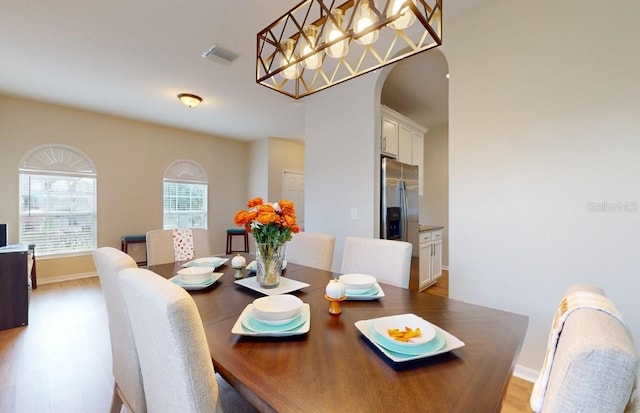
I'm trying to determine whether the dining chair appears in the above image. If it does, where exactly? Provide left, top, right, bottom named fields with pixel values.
left=285, top=231, right=336, bottom=271
left=92, top=247, right=147, bottom=413
left=118, top=267, right=257, bottom=413
left=340, top=236, right=412, bottom=289
left=146, top=228, right=211, bottom=265
left=531, top=284, right=639, bottom=413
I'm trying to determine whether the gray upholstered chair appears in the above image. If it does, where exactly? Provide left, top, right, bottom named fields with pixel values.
left=532, top=284, right=639, bottom=413
left=146, top=228, right=210, bottom=265
left=118, top=267, right=257, bottom=412
left=340, top=236, right=412, bottom=289
left=285, top=231, right=336, bottom=271
left=92, top=247, right=146, bottom=413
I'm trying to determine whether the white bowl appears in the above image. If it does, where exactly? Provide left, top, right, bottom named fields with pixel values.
left=339, top=273, right=377, bottom=292
left=251, top=294, right=304, bottom=321
left=177, top=266, right=214, bottom=283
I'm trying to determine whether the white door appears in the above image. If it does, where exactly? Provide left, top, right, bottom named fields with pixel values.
left=282, top=170, right=305, bottom=230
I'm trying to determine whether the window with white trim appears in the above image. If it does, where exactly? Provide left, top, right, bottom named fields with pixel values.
left=163, top=160, right=208, bottom=229
left=19, top=144, right=97, bottom=256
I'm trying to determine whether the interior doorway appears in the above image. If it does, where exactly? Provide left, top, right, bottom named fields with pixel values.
left=282, top=170, right=305, bottom=230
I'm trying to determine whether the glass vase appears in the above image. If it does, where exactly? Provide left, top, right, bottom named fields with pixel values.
left=255, top=242, right=285, bottom=288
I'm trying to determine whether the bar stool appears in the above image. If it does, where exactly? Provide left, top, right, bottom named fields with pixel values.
left=226, top=228, right=249, bottom=254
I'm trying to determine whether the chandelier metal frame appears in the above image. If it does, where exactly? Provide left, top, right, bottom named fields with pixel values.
left=256, top=0, right=443, bottom=99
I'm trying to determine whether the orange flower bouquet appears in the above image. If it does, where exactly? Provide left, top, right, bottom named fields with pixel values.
left=234, top=197, right=299, bottom=287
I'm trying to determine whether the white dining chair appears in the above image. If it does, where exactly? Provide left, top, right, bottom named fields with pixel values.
left=146, top=228, right=211, bottom=265
left=118, top=267, right=257, bottom=413
left=92, top=247, right=147, bottom=413
left=341, top=236, right=412, bottom=289
left=285, top=231, right=336, bottom=271
left=531, top=284, right=639, bottom=413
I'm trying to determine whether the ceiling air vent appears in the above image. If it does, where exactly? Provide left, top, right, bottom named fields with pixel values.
left=201, top=45, right=237, bottom=65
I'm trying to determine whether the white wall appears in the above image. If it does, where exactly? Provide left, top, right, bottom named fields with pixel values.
left=446, top=0, right=640, bottom=370
left=304, top=73, right=380, bottom=272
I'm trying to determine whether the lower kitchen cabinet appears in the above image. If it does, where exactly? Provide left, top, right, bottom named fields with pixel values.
left=418, top=229, right=443, bottom=291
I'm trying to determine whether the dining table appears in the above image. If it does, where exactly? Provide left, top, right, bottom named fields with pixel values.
left=149, top=254, right=529, bottom=413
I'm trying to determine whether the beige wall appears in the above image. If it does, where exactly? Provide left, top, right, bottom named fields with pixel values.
left=0, top=94, right=249, bottom=283
left=267, top=137, right=305, bottom=201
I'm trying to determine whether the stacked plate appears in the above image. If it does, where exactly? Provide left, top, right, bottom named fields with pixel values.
left=182, top=256, right=228, bottom=269
left=339, top=273, right=385, bottom=300
left=232, top=294, right=310, bottom=337
left=355, top=313, right=465, bottom=362
left=170, top=267, right=223, bottom=290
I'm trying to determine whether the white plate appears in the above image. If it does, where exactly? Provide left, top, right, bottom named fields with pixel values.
left=245, top=260, right=288, bottom=272
left=169, top=273, right=223, bottom=290
left=373, top=314, right=437, bottom=347
left=234, top=276, right=309, bottom=296
left=182, top=257, right=229, bottom=268
left=345, top=283, right=386, bottom=301
left=232, top=304, right=310, bottom=337
left=354, top=315, right=465, bottom=363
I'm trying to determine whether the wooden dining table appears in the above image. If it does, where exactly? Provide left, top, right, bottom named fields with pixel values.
left=149, top=254, right=528, bottom=413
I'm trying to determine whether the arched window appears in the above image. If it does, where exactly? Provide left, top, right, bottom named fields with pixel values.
left=163, top=160, right=208, bottom=229
left=19, top=144, right=97, bottom=256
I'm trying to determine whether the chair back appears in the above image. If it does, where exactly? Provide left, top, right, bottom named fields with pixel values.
left=92, top=247, right=146, bottom=413
left=340, top=236, right=412, bottom=288
left=146, top=228, right=211, bottom=265
left=285, top=232, right=336, bottom=271
left=118, top=268, right=222, bottom=413
left=534, top=284, right=639, bottom=413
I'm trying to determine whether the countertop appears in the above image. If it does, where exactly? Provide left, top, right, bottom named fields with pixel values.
left=419, top=225, right=443, bottom=233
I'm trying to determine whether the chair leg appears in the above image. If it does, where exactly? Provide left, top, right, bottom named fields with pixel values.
left=110, top=384, right=124, bottom=413
left=226, top=234, right=232, bottom=255
left=243, top=233, right=249, bottom=252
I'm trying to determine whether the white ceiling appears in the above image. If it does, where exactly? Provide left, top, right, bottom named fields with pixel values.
left=1, top=1, right=480, bottom=141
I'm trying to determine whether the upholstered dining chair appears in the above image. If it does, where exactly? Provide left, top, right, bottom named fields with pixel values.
left=531, top=284, right=639, bottom=413
left=285, top=231, right=336, bottom=271
left=340, top=236, right=412, bottom=289
left=146, top=228, right=210, bottom=265
left=118, top=267, right=257, bottom=413
left=92, top=247, right=146, bottom=413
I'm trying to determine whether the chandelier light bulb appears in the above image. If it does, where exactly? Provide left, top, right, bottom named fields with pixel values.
left=354, top=0, right=379, bottom=45
left=280, top=38, right=301, bottom=79
left=387, top=0, right=417, bottom=30
left=301, top=25, right=322, bottom=70
left=324, top=8, right=348, bottom=58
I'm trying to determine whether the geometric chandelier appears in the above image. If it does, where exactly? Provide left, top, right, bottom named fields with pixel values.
left=256, top=0, right=443, bottom=99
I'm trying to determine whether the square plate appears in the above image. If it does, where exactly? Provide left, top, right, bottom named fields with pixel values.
left=234, top=276, right=310, bottom=296
left=345, top=282, right=385, bottom=301
left=170, top=273, right=223, bottom=290
left=182, top=257, right=229, bottom=268
left=231, top=303, right=310, bottom=336
left=354, top=315, right=465, bottom=363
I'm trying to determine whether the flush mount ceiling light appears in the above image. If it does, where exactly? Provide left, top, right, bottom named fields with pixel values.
left=177, top=93, right=203, bottom=108
left=256, top=0, right=443, bottom=99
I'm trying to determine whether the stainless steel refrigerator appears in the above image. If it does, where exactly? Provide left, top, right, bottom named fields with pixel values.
left=381, top=157, right=419, bottom=256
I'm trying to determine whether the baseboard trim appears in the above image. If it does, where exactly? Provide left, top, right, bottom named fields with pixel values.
left=514, top=364, right=539, bottom=383
left=38, top=271, right=98, bottom=285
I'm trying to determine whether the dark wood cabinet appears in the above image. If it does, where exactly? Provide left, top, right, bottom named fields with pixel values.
left=0, top=244, right=30, bottom=330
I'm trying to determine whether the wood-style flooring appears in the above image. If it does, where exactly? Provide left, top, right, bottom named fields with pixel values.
left=0, top=270, right=533, bottom=412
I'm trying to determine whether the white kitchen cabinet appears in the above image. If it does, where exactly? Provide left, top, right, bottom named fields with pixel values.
left=418, top=229, right=443, bottom=291
left=381, top=106, right=427, bottom=196
left=381, top=116, right=398, bottom=157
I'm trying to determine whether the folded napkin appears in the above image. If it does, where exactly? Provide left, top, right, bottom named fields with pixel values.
left=530, top=290, right=624, bottom=412
left=172, top=228, right=194, bottom=262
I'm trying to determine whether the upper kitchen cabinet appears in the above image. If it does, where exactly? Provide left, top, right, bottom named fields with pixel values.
left=380, top=106, right=428, bottom=196
left=381, top=115, right=399, bottom=157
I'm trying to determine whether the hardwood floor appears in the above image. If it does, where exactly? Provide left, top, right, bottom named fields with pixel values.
left=0, top=272, right=533, bottom=412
